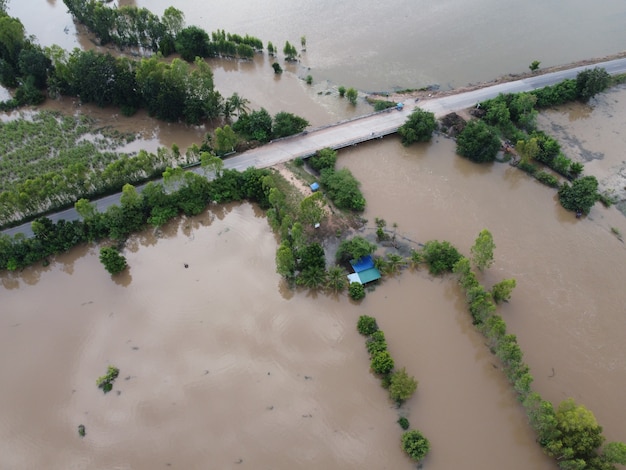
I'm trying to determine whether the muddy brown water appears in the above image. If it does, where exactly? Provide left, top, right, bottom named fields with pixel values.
left=3, top=104, right=626, bottom=468
left=11, top=0, right=626, bottom=91
left=2, top=1, right=626, bottom=467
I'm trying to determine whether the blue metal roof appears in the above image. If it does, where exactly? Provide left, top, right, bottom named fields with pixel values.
left=350, top=255, right=375, bottom=273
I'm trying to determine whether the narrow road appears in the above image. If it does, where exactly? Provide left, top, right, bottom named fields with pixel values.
left=4, top=57, right=626, bottom=237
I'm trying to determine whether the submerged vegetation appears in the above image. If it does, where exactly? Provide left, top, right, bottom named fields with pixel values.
left=452, top=67, right=613, bottom=215
left=96, top=365, right=120, bottom=394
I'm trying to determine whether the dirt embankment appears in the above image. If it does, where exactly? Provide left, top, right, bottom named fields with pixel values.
left=367, top=51, right=626, bottom=105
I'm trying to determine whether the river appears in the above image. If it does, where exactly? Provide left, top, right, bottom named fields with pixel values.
left=2, top=0, right=626, bottom=469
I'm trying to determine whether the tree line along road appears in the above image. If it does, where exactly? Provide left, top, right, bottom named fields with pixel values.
left=4, top=57, right=626, bottom=238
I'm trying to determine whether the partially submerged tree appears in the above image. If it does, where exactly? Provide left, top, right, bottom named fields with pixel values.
left=456, top=119, right=501, bottom=163
left=99, top=247, right=127, bottom=275
left=471, top=229, right=495, bottom=271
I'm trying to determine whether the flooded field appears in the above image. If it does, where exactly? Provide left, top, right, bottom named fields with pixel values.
left=2, top=1, right=626, bottom=468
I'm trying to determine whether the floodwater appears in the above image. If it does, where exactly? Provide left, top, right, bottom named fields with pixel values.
left=2, top=0, right=626, bottom=468
left=338, top=133, right=626, bottom=449
left=536, top=84, right=626, bottom=214
left=9, top=0, right=626, bottom=91
left=1, top=204, right=415, bottom=469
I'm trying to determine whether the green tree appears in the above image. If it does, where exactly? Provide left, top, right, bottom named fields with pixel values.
left=276, top=241, right=295, bottom=279
left=357, top=315, right=379, bottom=336
left=388, top=368, right=418, bottom=403
left=422, top=240, right=462, bottom=275
left=161, top=6, right=185, bottom=37
left=558, top=175, right=599, bottom=215
left=300, top=35, right=306, bottom=50
left=308, top=148, right=337, bottom=172
left=338, top=85, right=346, bottom=97
left=492, top=278, right=516, bottom=303
left=370, top=350, right=394, bottom=375
left=200, top=152, right=224, bottom=178
left=299, top=192, right=325, bottom=227
left=516, top=137, right=540, bottom=164
left=456, top=119, right=501, bottom=163
left=366, top=330, right=387, bottom=356
left=271, top=62, right=282, bottom=74
left=175, top=26, right=210, bottom=61
left=267, top=41, right=275, bottom=56
left=349, top=282, right=366, bottom=301
left=99, top=247, right=127, bottom=275
left=346, top=87, right=358, bottom=105
left=326, top=265, right=348, bottom=293
left=272, top=111, right=309, bottom=138
left=75, top=198, right=97, bottom=220
left=546, top=398, right=605, bottom=465
left=336, top=236, right=377, bottom=263
left=226, top=92, right=250, bottom=117
left=397, top=108, right=436, bottom=145
left=471, top=229, right=495, bottom=271
left=602, top=442, right=626, bottom=466
left=320, top=168, right=365, bottom=211
left=529, top=60, right=541, bottom=72
left=283, top=41, right=297, bottom=61
left=296, top=266, right=327, bottom=289
left=401, top=430, right=430, bottom=461
left=214, top=125, right=237, bottom=155
left=232, top=108, right=273, bottom=142
left=576, top=67, right=610, bottom=102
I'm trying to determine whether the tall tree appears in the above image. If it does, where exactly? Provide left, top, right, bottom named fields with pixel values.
left=471, top=229, right=495, bottom=271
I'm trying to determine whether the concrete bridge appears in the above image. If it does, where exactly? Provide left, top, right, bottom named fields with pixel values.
left=3, top=57, right=626, bottom=237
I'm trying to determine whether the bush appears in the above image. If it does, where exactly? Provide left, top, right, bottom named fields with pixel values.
left=397, top=108, right=437, bottom=145
left=389, top=368, right=418, bottom=403
left=422, top=240, right=462, bottom=275
left=338, top=86, right=346, bottom=97
left=308, top=148, right=337, bottom=172
left=534, top=171, right=559, bottom=188
left=99, top=247, right=127, bottom=275
left=398, top=417, right=410, bottom=430
left=558, top=175, right=599, bottom=215
left=96, top=365, right=120, bottom=393
left=576, top=67, right=610, bottom=102
left=320, top=168, right=365, bottom=211
left=272, top=62, right=283, bottom=74
left=366, top=330, right=388, bottom=356
left=357, top=315, right=379, bottom=336
left=456, top=119, right=501, bottom=163
left=349, top=282, right=366, bottom=300
left=370, top=351, right=394, bottom=375
left=336, top=236, right=377, bottom=264
left=401, top=430, right=430, bottom=461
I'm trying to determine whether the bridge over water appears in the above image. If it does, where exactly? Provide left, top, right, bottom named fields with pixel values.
left=3, top=57, right=626, bottom=237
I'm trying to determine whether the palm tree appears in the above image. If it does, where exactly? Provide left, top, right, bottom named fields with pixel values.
left=408, top=249, right=424, bottom=271
left=326, top=265, right=348, bottom=293
left=227, top=92, right=250, bottom=117
left=384, top=253, right=406, bottom=275
left=297, top=266, right=327, bottom=290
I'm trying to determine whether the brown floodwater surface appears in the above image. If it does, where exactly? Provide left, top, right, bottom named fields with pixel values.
left=1, top=204, right=419, bottom=469
left=339, top=133, right=626, bottom=449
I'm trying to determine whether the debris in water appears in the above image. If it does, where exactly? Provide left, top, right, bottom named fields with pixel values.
left=78, top=424, right=86, bottom=437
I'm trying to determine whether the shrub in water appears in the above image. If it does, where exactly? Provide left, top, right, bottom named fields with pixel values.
left=357, top=315, right=378, bottom=336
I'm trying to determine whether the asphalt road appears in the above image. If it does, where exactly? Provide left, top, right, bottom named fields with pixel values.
left=4, top=57, right=626, bottom=238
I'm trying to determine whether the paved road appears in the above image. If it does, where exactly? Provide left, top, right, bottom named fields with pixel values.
left=4, top=57, right=626, bottom=237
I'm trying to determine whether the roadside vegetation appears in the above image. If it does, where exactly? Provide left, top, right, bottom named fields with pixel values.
left=446, top=67, right=615, bottom=215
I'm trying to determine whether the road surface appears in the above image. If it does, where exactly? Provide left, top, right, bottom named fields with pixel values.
left=4, top=57, right=626, bottom=237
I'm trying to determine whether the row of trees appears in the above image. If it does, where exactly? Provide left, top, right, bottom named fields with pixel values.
left=0, top=166, right=275, bottom=271
left=427, top=231, right=626, bottom=470
left=61, top=1, right=263, bottom=61
left=356, top=315, right=429, bottom=463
